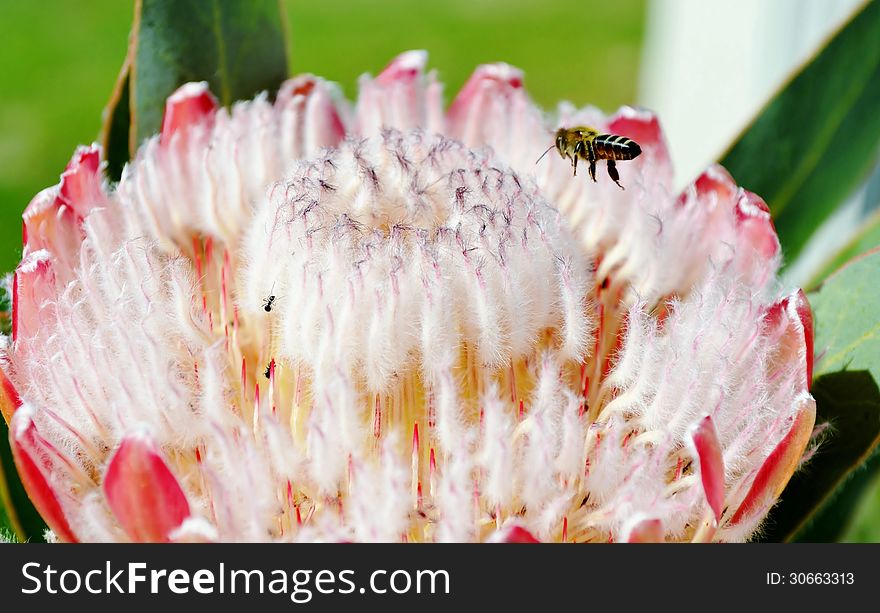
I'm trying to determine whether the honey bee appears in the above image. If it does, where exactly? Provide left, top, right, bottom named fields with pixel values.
left=537, top=126, right=642, bottom=189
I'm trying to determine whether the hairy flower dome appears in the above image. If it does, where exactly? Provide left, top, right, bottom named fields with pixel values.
left=1, top=51, right=815, bottom=543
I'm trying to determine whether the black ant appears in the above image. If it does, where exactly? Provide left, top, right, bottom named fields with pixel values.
left=262, top=282, right=276, bottom=312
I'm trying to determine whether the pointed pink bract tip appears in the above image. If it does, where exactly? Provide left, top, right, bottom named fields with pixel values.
left=682, top=164, right=737, bottom=206
left=447, top=63, right=524, bottom=125
left=764, top=288, right=815, bottom=390
left=278, top=75, right=318, bottom=101
left=103, top=433, right=191, bottom=542
left=735, top=190, right=779, bottom=260
left=377, top=50, right=428, bottom=85
left=788, top=289, right=814, bottom=387
left=691, top=415, right=725, bottom=522
left=58, top=144, right=104, bottom=220
left=161, top=82, right=218, bottom=145
left=608, top=107, right=665, bottom=151
left=277, top=75, right=346, bottom=148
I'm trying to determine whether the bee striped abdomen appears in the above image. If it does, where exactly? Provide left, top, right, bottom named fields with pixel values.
left=546, top=126, right=642, bottom=189
left=593, top=134, right=641, bottom=161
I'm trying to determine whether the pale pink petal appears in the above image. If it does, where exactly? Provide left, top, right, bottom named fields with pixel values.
left=734, top=190, right=780, bottom=276
left=21, top=187, right=81, bottom=276
left=160, top=81, right=218, bottom=145
left=672, top=166, right=779, bottom=290
left=276, top=75, right=346, bottom=157
left=103, top=432, right=191, bottom=542
left=168, top=517, right=219, bottom=543
left=730, top=397, right=816, bottom=526
left=691, top=415, right=725, bottom=522
left=10, top=411, right=78, bottom=542
left=12, top=250, right=55, bottom=344
left=446, top=62, right=525, bottom=145
left=625, top=517, right=664, bottom=543
left=355, top=50, right=441, bottom=136
left=18, top=145, right=107, bottom=292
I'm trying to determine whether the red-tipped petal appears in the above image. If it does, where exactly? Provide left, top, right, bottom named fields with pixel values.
left=488, top=524, right=541, bottom=543
left=791, top=289, right=814, bottom=386
left=607, top=106, right=668, bottom=159
left=57, top=144, right=104, bottom=220
left=730, top=398, right=816, bottom=525
left=21, top=188, right=82, bottom=262
left=10, top=411, right=78, bottom=542
left=447, top=62, right=524, bottom=140
left=678, top=164, right=737, bottom=209
left=0, top=367, right=21, bottom=424
left=735, top=190, right=780, bottom=261
left=376, top=49, right=428, bottom=86
left=355, top=51, right=430, bottom=135
left=276, top=75, right=346, bottom=154
left=21, top=145, right=104, bottom=257
left=160, top=82, right=218, bottom=145
left=104, top=433, right=191, bottom=542
left=764, top=289, right=815, bottom=391
left=625, top=518, right=664, bottom=543
left=691, top=415, right=725, bottom=522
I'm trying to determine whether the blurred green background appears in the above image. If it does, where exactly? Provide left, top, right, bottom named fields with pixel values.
left=0, top=0, right=645, bottom=274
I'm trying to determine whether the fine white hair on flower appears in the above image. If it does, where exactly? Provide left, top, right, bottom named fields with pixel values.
left=2, top=51, right=815, bottom=543
left=239, top=130, right=592, bottom=386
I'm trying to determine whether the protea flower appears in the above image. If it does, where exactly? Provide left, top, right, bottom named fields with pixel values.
left=1, top=51, right=814, bottom=543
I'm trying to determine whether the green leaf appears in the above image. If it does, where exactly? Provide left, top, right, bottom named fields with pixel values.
left=132, top=0, right=289, bottom=147
left=103, top=0, right=289, bottom=174
left=719, top=0, right=880, bottom=266
left=101, top=58, right=132, bottom=183
left=842, top=463, right=880, bottom=541
left=757, top=248, right=880, bottom=541
left=0, top=278, right=10, bottom=338
left=807, top=206, right=880, bottom=291
left=0, top=417, right=48, bottom=543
